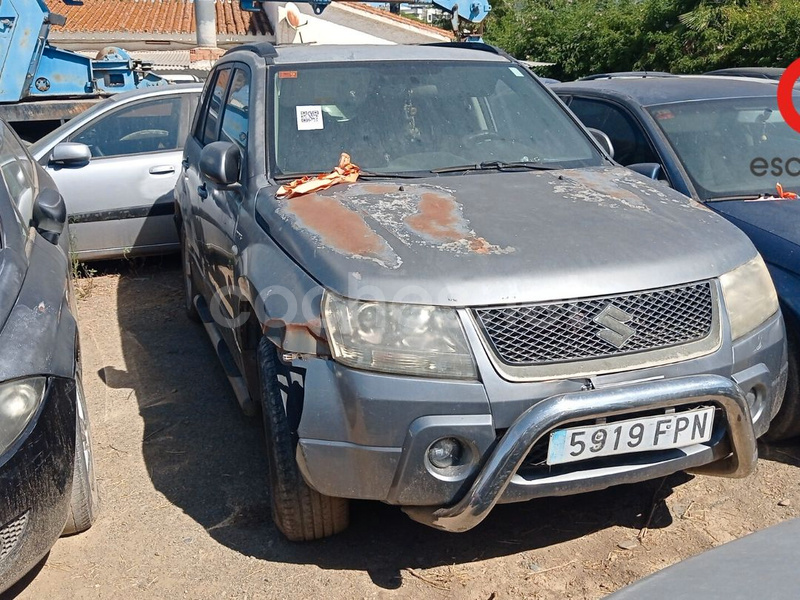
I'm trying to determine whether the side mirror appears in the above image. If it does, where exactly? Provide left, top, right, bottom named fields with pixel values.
left=199, top=141, right=241, bottom=186
left=627, top=162, right=665, bottom=181
left=49, top=142, right=91, bottom=167
left=586, top=127, right=615, bottom=159
left=32, top=188, right=67, bottom=244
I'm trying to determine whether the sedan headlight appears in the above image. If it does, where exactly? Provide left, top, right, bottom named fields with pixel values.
left=0, top=377, right=46, bottom=457
left=322, top=293, right=477, bottom=379
left=720, top=254, right=779, bottom=340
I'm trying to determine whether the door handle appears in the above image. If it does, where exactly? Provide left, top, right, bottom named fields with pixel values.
left=149, top=165, right=175, bottom=175
left=198, top=183, right=208, bottom=200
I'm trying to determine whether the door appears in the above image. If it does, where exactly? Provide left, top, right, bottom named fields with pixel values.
left=183, top=66, right=232, bottom=285
left=198, top=66, right=251, bottom=323
left=46, top=93, right=194, bottom=258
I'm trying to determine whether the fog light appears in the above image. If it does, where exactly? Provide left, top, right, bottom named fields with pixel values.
left=428, top=437, right=462, bottom=469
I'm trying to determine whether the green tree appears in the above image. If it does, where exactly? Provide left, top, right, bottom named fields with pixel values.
left=485, top=0, right=800, bottom=80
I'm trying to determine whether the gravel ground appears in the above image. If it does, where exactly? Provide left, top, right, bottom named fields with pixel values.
left=4, top=258, right=800, bottom=600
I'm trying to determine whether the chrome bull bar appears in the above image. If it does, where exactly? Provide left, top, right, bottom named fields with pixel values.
left=403, top=374, right=757, bottom=533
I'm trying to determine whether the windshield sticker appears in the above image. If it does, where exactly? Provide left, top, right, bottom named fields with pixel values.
left=653, top=109, right=674, bottom=120
left=296, top=105, right=323, bottom=131
left=278, top=70, right=297, bottom=79
left=509, top=66, right=524, bottom=77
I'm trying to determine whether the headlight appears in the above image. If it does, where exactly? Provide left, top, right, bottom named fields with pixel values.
left=0, top=377, right=46, bottom=457
left=720, top=254, right=779, bottom=340
left=322, top=293, right=477, bottom=379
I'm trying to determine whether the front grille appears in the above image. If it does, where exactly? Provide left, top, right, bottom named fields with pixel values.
left=0, top=512, right=29, bottom=561
left=475, top=282, right=714, bottom=365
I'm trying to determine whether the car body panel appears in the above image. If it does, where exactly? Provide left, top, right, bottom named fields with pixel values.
left=606, top=517, right=800, bottom=599
left=51, top=149, right=184, bottom=259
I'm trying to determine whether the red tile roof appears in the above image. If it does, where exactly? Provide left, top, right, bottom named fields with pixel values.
left=45, top=0, right=271, bottom=35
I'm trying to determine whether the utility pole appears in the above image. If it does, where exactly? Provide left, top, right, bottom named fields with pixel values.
left=195, top=0, right=217, bottom=48
left=191, top=0, right=223, bottom=70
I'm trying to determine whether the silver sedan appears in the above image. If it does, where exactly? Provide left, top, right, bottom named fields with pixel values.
left=30, top=83, right=203, bottom=260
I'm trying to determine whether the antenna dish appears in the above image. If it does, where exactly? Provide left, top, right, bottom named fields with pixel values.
left=285, top=3, right=305, bottom=29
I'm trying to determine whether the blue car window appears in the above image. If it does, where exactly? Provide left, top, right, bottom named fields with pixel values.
left=567, top=97, right=658, bottom=166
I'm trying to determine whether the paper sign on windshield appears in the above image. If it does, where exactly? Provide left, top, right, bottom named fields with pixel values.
left=296, top=105, right=323, bottom=131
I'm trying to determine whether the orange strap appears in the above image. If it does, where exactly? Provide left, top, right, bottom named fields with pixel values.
left=277, top=153, right=360, bottom=199
left=776, top=183, right=798, bottom=199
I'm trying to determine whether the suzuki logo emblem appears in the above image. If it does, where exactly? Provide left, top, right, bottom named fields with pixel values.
left=594, top=304, right=635, bottom=349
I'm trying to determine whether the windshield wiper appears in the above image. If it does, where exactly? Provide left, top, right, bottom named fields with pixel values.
left=273, top=169, right=426, bottom=182
left=708, top=193, right=788, bottom=202
left=432, top=161, right=559, bottom=174
left=358, top=170, right=428, bottom=179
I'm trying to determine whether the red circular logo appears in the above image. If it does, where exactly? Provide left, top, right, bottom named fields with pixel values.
left=778, top=58, right=800, bottom=134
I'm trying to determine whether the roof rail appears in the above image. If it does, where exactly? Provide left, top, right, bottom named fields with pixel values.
left=224, top=42, right=278, bottom=60
left=578, top=71, right=676, bottom=81
left=422, top=41, right=503, bottom=55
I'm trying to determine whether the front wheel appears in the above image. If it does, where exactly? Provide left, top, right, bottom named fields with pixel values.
left=180, top=223, right=200, bottom=323
left=63, top=375, right=99, bottom=535
left=257, top=337, right=349, bottom=541
left=764, top=331, right=800, bottom=442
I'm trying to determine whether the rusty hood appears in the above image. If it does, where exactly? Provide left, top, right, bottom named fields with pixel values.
left=257, top=167, right=757, bottom=306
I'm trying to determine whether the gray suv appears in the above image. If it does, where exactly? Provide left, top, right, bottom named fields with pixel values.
left=176, top=42, right=787, bottom=540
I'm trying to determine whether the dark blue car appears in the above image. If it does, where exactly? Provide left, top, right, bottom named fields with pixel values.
left=553, top=76, right=800, bottom=440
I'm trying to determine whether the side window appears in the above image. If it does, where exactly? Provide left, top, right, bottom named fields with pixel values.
left=200, top=67, right=232, bottom=146
left=219, top=68, right=250, bottom=150
left=0, top=122, right=35, bottom=222
left=567, top=97, right=658, bottom=166
left=69, top=97, right=183, bottom=158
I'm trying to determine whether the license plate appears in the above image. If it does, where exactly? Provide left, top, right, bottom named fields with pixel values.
left=546, top=407, right=715, bottom=466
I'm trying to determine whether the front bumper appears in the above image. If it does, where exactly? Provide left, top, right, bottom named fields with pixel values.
left=0, top=377, right=75, bottom=593
left=294, top=311, right=785, bottom=533
left=403, top=374, right=755, bottom=532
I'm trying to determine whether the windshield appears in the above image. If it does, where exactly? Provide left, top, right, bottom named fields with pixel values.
left=647, top=97, right=800, bottom=200
left=270, top=61, right=603, bottom=176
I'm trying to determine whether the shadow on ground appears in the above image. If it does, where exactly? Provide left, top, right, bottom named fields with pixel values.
left=102, top=258, right=685, bottom=589
left=758, top=441, right=800, bottom=468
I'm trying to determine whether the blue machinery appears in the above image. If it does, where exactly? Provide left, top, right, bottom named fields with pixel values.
left=0, top=0, right=164, bottom=121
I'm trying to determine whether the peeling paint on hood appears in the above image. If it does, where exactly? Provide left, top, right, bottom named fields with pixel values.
left=343, top=184, right=513, bottom=256
left=280, top=193, right=400, bottom=269
left=277, top=182, right=513, bottom=268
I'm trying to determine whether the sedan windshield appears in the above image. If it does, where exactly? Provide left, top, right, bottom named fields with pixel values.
left=647, top=97, right=800, bottom=200
left=270, top=61, right=604, bottom=176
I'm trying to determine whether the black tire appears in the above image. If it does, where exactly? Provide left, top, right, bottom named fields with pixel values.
left=181, top=224, right=201, bottom=323
left=63, top=375, right=99, bottom=535
left=763, top=331, right=800, bottom=442
left=257, top=337, right=349, bottom=541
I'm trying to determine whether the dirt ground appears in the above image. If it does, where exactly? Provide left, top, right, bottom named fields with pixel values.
left=4, top=258, right=800, bottom=600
